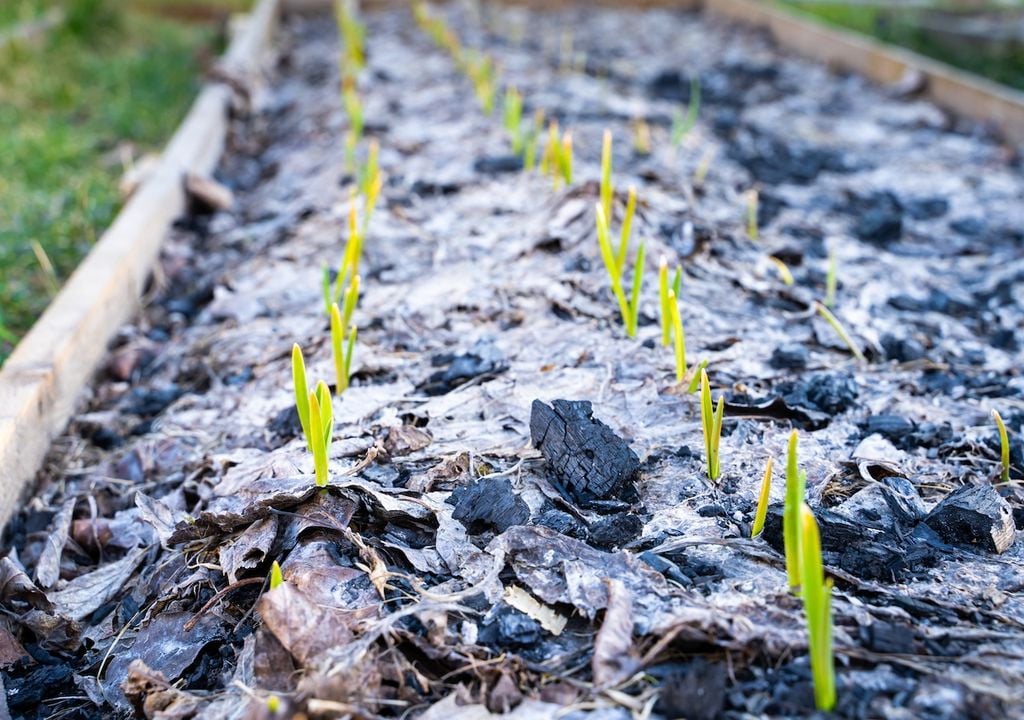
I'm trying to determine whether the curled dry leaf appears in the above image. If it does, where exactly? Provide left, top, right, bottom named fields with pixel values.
left=36, top=498, right=75, bottom=590
left=592, top=579, right=641, bottom=689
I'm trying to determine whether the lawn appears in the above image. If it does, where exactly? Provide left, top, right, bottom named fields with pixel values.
left=780, top=1, right=1024, bottom=92
left=0, top=1, right=246, bottom=365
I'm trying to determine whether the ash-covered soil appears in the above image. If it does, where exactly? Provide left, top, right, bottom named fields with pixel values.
left=3, top=4, right=1024, bottom=719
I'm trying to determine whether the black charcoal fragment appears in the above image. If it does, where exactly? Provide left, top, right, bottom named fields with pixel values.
left=449, top=477, right=530, bottom=534
left=923, top=484, right=1015, bottom=554
left=530, top=399, right=640, bottom=504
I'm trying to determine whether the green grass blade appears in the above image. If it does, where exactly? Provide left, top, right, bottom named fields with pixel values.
left=700, top=369, right=718, bottom=480
left=752, top=457, right=773, bottom=537
left=330, top=303, right=345, bottom=393
left=308, top=389, right=327, bottom=487
left=292, top=344, right=311, bottom=451
left=686, top=359, right=707, bottom=394
left=667, top=290, right=686, bottom=383
left=815, top=301, right=866, bottom=363
left=600, top=129, right=613, bottom=225
left=800, top=504, right=836, bottom=712
left=269, top=560, right=284, bottom=590
left=616, top=185, right=636, bottom=274
left=993, top=409, right=1011, bottom=482
left=659, top=258, right=670, bottom=347
left=628, top=241, right=645, bottom=337
left=784, top=430, right=804, bottom=591
left=596, top=203, right=631, bottom=331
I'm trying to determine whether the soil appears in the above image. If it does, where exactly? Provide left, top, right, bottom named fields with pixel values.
left=3, top=3, right=1024, bottom=719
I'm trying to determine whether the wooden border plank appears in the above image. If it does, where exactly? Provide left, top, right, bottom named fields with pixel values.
left=704, top=0, right=1024, bottom=144
left=0, top=0, right=281, bottom=530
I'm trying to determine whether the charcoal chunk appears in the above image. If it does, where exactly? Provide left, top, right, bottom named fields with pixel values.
left=924, top=484, right=1015, bottom=554
left=418, top=339, right=508, bottom=396
left=530, top=399, right=640, bottom=503
left=588, top=513, right=643, bottom=550
left=770, top=343, right=809, bottom=370
left=473, top=155, right=522, bottom=174
left=449, top=477, right=530, bottom=534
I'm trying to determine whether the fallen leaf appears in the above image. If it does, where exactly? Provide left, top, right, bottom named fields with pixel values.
left=592, top=579, right=640, bottom=689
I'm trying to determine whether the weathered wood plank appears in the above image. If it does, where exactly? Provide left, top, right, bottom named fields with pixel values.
left=0, top=0, right=281, bottom=529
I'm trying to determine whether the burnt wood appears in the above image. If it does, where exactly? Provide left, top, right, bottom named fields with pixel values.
left=924, top=484, right=1016, bottom=554
left=530, top=399, right=640, bottom=504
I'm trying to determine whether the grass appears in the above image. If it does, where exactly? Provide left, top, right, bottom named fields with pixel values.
left=751, top=456, right=773, bottom=537
left=0, top=2, right=233, bottom=365
left=0, top=0, right=47, bottom=29
left=783, top=430, right=807, bottom=590
left=800, top=502, right=837, bottom=711
left=781, top=1, right=1024, bottom=92
left=292, top=344, right=334, bottom=488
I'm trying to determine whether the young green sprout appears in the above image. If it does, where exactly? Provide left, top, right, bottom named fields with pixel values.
left=699, top=369, right=725, bottom=481
left=783, top=430, right=807, bottom=591
left=595, top=203, right=644, bottom=337
left=670, top=77, right=701, bottom=146
left=335, top=0, right=366, bottom=72
left=342, top=81, right=364, bottom=172
left=815, top=301, right=866, bottom=363
left=800, top=503, right=837, bottom=712
left=686, top=358, right=709, bottom=394
left=615, top=186, right=637, bottom=274
left=632, top=118, right=651, bottom=156
left=292, top=345, right=335, bottom=488
left=659, top=257, right=683, bottom=348
left=269, top=560, right=284, bottom=590
left=666, top=290, right=687, bottom=384
left=693, top=146, right=716, bottom=188
left=503, top=86, right=523, bottom=154
left=824, top=242, right=838, bottom=308
left=992, top=409, right=1011, bottom=482
left=540, top=121, right=573, bottom=188
left=768, top=255, right=794, bottom=286
left=522, top=108, right=545, bottom=172
left=751, top=456, right=773, bottom=537
left=600, top=129, right=613, bottom=225
left=330, top=291, right=359, bottom=395
left=746, top=189, right=759, bottom=241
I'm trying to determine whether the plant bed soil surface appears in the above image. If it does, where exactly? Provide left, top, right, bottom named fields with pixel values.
left=4, top=4, right=1024, bottom=719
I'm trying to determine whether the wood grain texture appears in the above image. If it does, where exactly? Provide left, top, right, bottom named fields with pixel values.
left=0, top=0, right=281, bottom=530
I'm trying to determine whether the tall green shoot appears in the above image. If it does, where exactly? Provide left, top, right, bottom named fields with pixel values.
left=746, top=189, right=759, bottom=241
left=600, top=129, right=613, bottom=226
left=800, top=504, right=836, bottom=712
left=503, top=86, right=523, bottom=154
left=595, top=204, right=643, bottom=337
left=815, top=302, right=866, bottom=363
left=659, top=257, right=682, bottom=348
left=671, top=77, right=701, bottom=146
left=330, top=287, right=359, bottom=395
left=699, top=369, right=724, bottom=481
left=751, top=456, right=773, bottom=537
left=783, top=430, right=807, bottom=591
left=307, top=381, right=334, bottom=487
left=825, top=243, right=838, bottom=308
left=993, top=409, right=1011, bottom=482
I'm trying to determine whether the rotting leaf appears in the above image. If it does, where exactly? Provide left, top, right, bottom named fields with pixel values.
left=592, top=578, right=641, bottom=689
left=257, top=582, right=358, bottom=667
left=0, top=557, right=53, bottom=612
left=48, top=548, right=147, bottom=622
left=219, top=515, right=279, bottom=584
left=36, top=498, right=75, bottom=590
left=135, top=493, right=187, bottom=549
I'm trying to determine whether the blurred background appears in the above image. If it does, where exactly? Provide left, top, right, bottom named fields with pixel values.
left=0, top=0, right=251, bottom=364
left=0, top=0, right=1021, bottom=366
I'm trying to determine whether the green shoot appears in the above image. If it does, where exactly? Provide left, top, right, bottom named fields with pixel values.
left=699, top=369, right=725, bottom=481
left=768, top=255, right=794, bottom=286
left=292, top=343, right=312, bottom=450
left=267, top=695, right=281, bottom=714
left=330, top=294, right=359, bottom=395
left=616, top=185, right=637, bottom=274
left=558, top=132, right=573, bottom=187
left=595, top=203, right=643, bottom=337
left=342, top=81, right=364, bottom=141
left=523, top=109, right=545, bottom=172
left=307, top=380, right=334, bottom=487
left=667, top=289, right=687, bottom=384
left=658, top=256, right=682, bottom=347
left=540, top=121, right=573, bottom=188
left=335, top=0, right=366, bottom=72
left=686, top=359, right=708, bottom=394
left=800, top=504, right=837, bottom=712
left=783, top=430, right=807, bottom=591
left=814, top=301, right=866, bottom=363
left=269, top=560, right=284, bottom=590
left=993, top=409, right=1011, bottom=482
left=293, top=346, right=334, bottom=487
left=824, top=243, right=838, bottom=308
left=752, top=456, right=773, bottom=537
left=693, top=146, right=716, bottom=188
left=632, top=118, right=651, bottom=156
left=466, top=52, right=496, bottom=115
left=600, top=129, right=613, bottom=226
left=670, top=77, right=701, bottom=146
left=359, top=138, right=379, bottom=201
left=746, top=189, right=759, bottom=241
left=503, top=87, right=523, bottom=154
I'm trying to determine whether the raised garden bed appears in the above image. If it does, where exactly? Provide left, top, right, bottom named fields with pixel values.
left=2, top=2, right=1024, bottom=718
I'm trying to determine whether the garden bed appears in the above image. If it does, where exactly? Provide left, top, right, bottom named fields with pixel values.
left=3, top=2, right=1024, bottom=719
